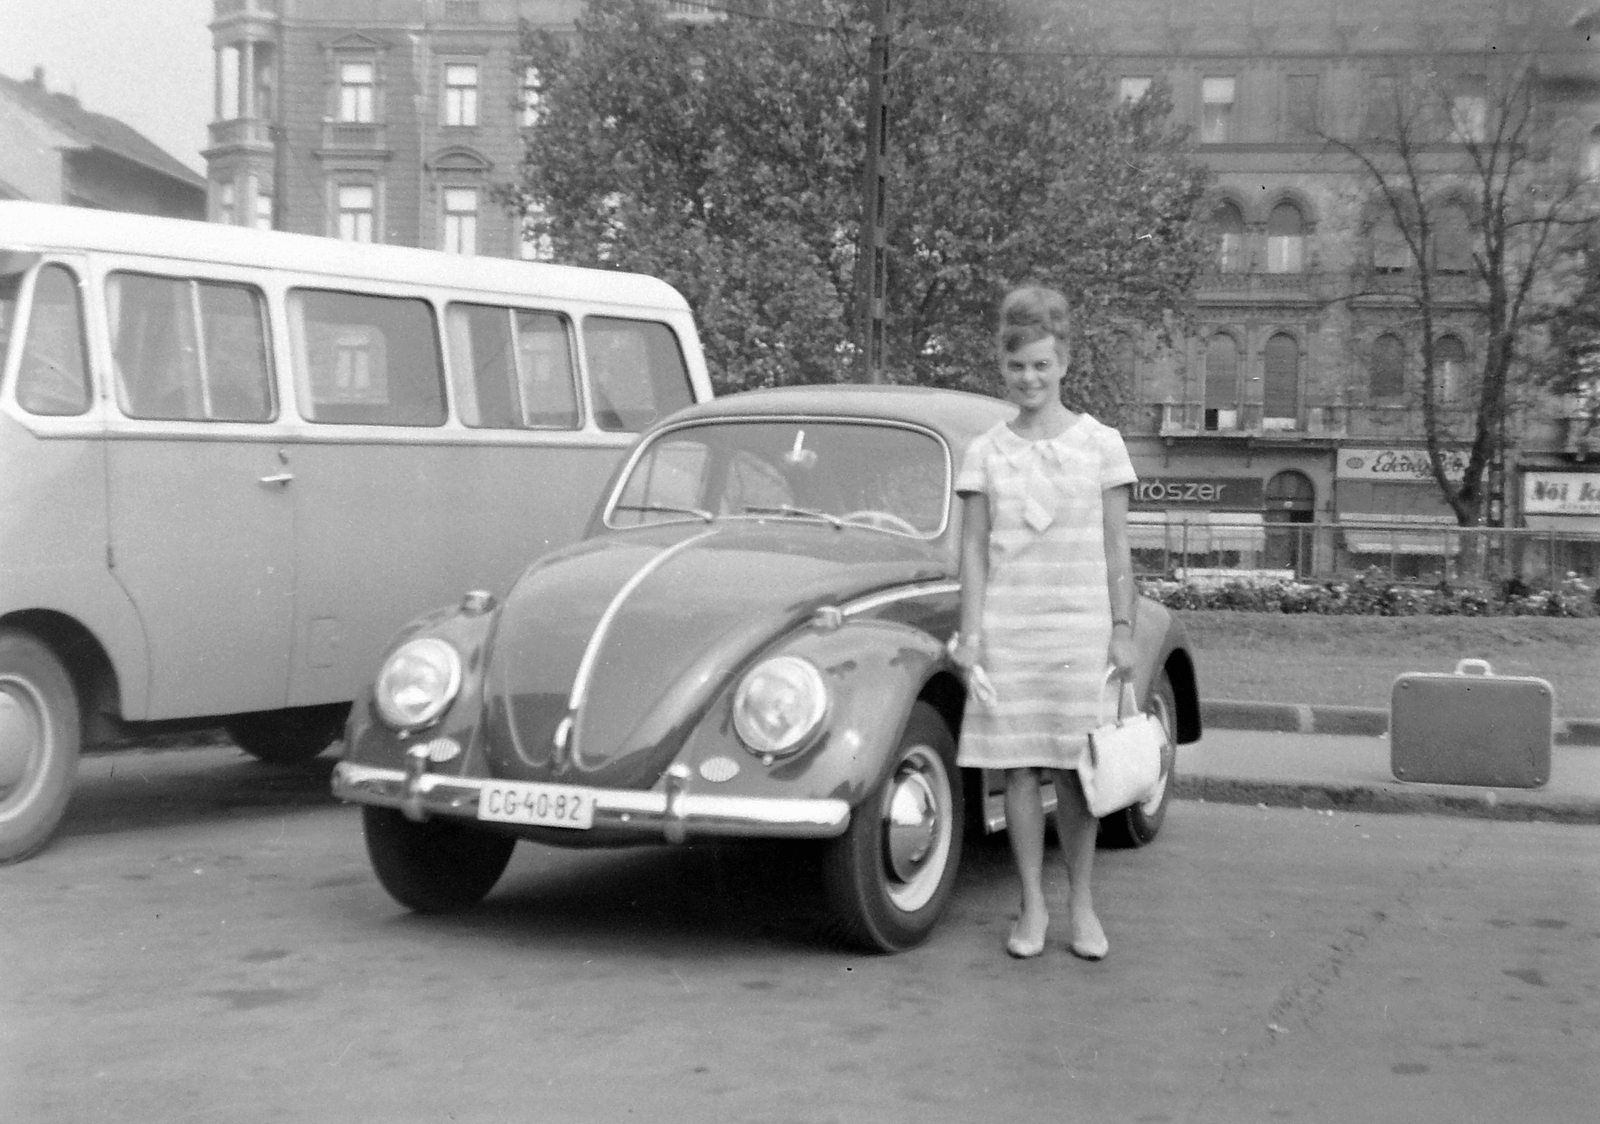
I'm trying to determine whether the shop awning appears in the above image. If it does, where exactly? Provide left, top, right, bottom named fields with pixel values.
left=1341, top=513, right=1460, bottom=556
left=1128, top=511, right=1265, bottom=552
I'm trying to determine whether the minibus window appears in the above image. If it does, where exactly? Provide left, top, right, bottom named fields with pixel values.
left=106, top=272, right=273, bottom=422
left=288, top=289, right=445, bottom=426
left=15, top=264, right=90, bottom=416
left=583, top=317, right=693, bottom=432
left=445, top=303, right=579, bottom=429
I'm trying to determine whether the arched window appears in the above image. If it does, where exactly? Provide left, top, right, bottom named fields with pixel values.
left=1372, top=213, right=1410, bottom=274
left=1263, top=332, right=1300, bottom=426
left=1266, top=202, right=1305, bottom=273
left=1214, top=201, right=1246, bottom=273
left=1435, top=334, right=1467, bottom=402
left=1433, top=202, right=1472, bottom=274
left=1204, top=332, right=1239, bottom=429
left=1370, top=334, right=1406, bottom=399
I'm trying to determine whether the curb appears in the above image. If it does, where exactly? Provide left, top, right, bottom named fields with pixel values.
left=1201, top=700, right=1600, bottom=746
left=1172, top=774, right=1600, bottom=826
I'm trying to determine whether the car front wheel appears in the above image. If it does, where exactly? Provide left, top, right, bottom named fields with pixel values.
left=822, top=701, right=964, bottom=952
left=226, top=703, right=351, bottom=765
left=1098, top=669, right=1178, bottom=848
left=362, top=806, right=516, bottom=913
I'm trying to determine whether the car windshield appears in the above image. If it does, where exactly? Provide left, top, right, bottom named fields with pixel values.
left=607, top=419, right=951, bottom=537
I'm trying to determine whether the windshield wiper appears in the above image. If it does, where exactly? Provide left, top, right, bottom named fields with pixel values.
left=742, top=504, right=842, bottom=529
left=612, top=502, right=714, bottom=523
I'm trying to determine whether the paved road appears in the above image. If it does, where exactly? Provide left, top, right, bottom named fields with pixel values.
left=3, top=745, right=1598, bottom=1123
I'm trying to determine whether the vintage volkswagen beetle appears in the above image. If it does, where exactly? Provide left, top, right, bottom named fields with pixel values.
left=332, top=385, right=1201, bottom=951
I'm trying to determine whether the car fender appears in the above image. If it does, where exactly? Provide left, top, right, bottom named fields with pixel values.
left=669, top=616, right=948, bottom=811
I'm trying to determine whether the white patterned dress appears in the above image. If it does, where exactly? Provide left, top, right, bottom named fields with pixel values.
left=954, top=415, right=1138, bottom=771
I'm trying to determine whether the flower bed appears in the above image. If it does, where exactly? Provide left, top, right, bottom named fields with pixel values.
left=1140, top=569, right=1599, bottom=618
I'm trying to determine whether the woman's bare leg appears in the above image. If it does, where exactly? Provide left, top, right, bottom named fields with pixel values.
left=1053, top=769, right=1108, bottom=958
left=1004, top=767, right=1049, bottom=954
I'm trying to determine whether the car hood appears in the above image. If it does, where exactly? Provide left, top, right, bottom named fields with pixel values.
left=481, top=521, right=951, bottom=788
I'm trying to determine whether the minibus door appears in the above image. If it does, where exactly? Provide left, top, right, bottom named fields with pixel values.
left=101, top=271, right=295, bottom=720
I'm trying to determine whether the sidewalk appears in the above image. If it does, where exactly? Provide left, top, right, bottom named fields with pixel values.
left=1185, top=701, right=1600, bottom=825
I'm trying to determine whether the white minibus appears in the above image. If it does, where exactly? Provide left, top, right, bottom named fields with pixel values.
left=0, top=201, right=713, bottom=861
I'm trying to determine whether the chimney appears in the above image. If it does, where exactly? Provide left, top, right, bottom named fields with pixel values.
left=29, top=66, right=45, bottom=89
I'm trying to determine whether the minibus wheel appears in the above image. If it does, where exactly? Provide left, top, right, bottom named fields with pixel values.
left=226, top=703, right=350, bottom=765
left=0, top=629, right=81, bottom=864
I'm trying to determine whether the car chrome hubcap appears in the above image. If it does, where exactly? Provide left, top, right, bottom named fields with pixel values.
left=1139, top=692, right=1175, bottom=816
left=0, top=678, right=46, bottom=803
left=881, top=744, right=952, bottom=912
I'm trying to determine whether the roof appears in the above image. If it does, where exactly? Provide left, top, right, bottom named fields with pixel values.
left=0, top=200, right=692, bottom=312
left=662, top=383, right=1016, bottom=449
left=0, top=72, right=204, bottom=190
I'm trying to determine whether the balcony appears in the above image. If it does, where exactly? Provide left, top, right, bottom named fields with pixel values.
left=1196, top=270, right=1319, bottom=303
left=1146, top=400, right=1353, bottom=439
left=207, top=118, right=274, bottom=151
left=319, top=121, right=389, bottom=152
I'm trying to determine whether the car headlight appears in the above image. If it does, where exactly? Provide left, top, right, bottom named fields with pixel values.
left=732, top=656, right=828, bottom=758
left=374, top=638, right=463, bottom=731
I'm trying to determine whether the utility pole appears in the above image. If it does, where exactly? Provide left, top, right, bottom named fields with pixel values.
left=853, top=0, right=890, bottom=383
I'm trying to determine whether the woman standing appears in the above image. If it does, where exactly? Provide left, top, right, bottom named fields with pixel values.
left=949, top=285, right=1139, bottom=961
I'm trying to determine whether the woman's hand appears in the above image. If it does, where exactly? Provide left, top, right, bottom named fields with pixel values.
left=947, top=632, right=982, bottom=671
left=1107, top=622, right=1136, bottom=681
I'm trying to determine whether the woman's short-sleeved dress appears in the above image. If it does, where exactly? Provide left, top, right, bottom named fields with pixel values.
left=954, top=414, right=1138, bottom=771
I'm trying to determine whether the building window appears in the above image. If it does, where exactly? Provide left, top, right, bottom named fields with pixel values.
left=1366, top=75, right=1400, bottom=140
left=1370, top=334, right=1406, bottom=399
left=1435, top=335, right=1468, bottom=402
left=444, top=63, right=479, bottom=127
left=1213, top=201, right=1246, bottom=273
left=1204, top=332, right=1240, bottom=429
left=521, top=65, right=542, bottom=127
left=442, top=188, right=478, bottom=255
left=254, top=190, right=273, bottom=231
left=339, top=61, right=375, bottom=123
left=1266, top=202, right=1305, bottom=273
left=216, top=181, right=236, bottom=225
left=1119, top=76, right=1152, bottom=104
left=337, top=184, right=375, bottom=242
left=1201, top=77, right=1235, bottom=143
left=1263, top=332, right=1300, bottom=427
left=1285, top=74, right=1318, bottom=141
left=1372, top=213, right=1410, bottom=274
left=1450, top=75, right=1487, bottom=144
left=1432, top=202, right=1472, bottom=274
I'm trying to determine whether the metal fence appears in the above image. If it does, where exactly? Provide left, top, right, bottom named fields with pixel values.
left=1130, top=520, right=1600, bottom=588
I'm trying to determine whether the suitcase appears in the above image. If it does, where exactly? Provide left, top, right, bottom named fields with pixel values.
left=1390, top=659, right=1553, bottom=788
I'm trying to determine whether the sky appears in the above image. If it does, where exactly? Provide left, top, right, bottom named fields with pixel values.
left=1, top=0, right=216, bottom=174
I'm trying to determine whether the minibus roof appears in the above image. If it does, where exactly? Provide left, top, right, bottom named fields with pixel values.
left=0, top=200, right=690, bottom=313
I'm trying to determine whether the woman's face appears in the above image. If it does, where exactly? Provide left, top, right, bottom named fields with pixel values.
left=1000, top=335, right=1068, bottom=412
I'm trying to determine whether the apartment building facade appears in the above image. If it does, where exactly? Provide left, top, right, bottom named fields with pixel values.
left=204, top=0, right=1600, bottom=574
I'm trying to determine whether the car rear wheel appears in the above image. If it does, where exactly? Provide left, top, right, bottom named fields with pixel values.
left=0, top=629, right=81, bottom=864
left=822, top=702, right=964, bottom=952
left=226, top=703, right=350, bottom=765
left=1097, top=669, right=1178, bottom=849
left=362, top=806, right=516, bottom=913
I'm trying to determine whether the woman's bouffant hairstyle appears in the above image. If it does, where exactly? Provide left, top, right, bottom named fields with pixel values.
left=996, top=285, right=1072, bottom=361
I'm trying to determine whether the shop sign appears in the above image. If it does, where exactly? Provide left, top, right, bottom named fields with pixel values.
left=1131, top=477, right=1264, bottom=510
left=1337, top=447, right=1468, bottom=483
left=1523, top=472, right=1600, bottom=516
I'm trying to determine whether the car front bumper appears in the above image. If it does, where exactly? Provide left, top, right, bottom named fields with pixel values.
left=331, top=757, right=852, bottom=843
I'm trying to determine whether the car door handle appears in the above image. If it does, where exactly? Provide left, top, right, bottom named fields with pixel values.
left=258, top=472, right=294, bottom=486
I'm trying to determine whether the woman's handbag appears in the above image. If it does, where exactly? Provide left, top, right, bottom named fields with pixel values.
left=1079, top=669, right=1165, bottom=817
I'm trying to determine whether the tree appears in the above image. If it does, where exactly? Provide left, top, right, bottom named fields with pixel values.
left=1321, top=56, right=1598, bottom=526
left=509, top=0, right=1210, bottom=415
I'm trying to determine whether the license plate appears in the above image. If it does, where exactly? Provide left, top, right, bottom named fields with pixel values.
left=478, top=781, right=595, bottom=829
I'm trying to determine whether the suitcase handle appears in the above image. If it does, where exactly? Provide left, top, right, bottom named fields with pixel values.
left=1455, top=659, right=1493, bottom=677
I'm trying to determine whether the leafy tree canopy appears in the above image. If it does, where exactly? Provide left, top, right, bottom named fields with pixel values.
left=511, top=0, right=1210, bottom=416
